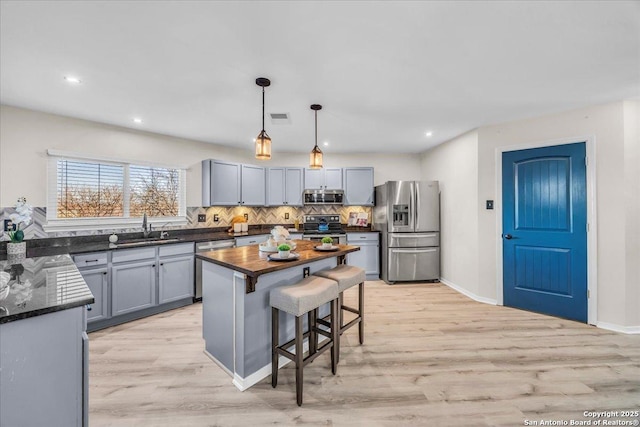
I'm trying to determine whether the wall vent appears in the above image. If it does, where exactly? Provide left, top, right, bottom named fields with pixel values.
left=270, top=113, right=291, bottom=124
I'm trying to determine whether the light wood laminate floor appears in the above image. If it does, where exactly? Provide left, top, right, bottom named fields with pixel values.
left=89, top=281, right=640, bottom=426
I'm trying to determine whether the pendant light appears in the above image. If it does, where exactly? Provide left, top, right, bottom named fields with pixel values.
left=309, top=104, right=323, bottom=169
left=255, top=77, right=271, bottom=160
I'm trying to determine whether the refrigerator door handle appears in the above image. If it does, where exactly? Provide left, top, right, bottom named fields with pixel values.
left=413, top=181, right=419, bottom=231
left=391, top=248, right=438, bottom=253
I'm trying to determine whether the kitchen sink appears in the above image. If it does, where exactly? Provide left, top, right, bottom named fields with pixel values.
left=116, top=238, right=181, bottom=248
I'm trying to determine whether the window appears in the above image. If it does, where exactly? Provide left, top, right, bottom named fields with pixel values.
left=47, top=153, right=186, bottom=230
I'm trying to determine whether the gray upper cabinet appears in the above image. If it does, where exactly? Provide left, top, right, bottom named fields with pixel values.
left=241, top=164, right=266, bottom=206
left=267, top=167, right=304, bottom=206
left=202, top=159, right=265, bottom=206
left=304, top=167, right=343, bottom=190
left=343, top=167, right=375, bottom=206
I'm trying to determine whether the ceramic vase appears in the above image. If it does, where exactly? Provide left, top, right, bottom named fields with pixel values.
left=7, top=241, right=26, bottom=255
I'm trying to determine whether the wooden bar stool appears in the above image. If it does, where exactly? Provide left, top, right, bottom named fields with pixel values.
left=313, top=265, right=366, bottom=362
left=270, top=276, right=339, bottom=406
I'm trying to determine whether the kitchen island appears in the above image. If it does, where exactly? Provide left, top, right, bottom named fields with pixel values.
left=197, top=240, right=359, bottom=390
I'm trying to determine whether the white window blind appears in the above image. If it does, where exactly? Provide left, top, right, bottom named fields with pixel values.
left=46, top=153, right=186, bottom=230
left=57, top=159, right=125, bottom=218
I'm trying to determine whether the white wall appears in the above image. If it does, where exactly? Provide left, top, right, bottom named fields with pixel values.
left=420, top=130, right=480, bottom=296
left=421, top=100, right=638, bottom=329
left=0, top=105, right=422, bottom=207
left=623, top=100, right=640, bottom=328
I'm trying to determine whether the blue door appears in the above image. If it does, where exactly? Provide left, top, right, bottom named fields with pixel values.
left=502, top=142, right=587, bottom=322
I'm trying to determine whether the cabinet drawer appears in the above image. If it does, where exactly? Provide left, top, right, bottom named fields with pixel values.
left=159, top=242, right=194, bottom=257
left=73, top=252, right=108, bottom=267
left=235, top=234, right=269, bottom=247
left=347, top=233, right=379, bottom=242
left=112, top=247, right=156, bottom=263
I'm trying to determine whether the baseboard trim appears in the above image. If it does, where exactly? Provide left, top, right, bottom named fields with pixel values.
left=439, top=278, right=498, bottom=306
left=229, top=336, right=329, bottom=391
left=203, top=350, right=234, bottom=378
left=596, top=321, right=640, bottom=335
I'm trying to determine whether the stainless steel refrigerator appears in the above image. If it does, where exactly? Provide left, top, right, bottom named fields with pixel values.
left=373, top=181, right=440, bottom=284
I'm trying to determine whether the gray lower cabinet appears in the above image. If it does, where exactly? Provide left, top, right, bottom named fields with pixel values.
left=112, top=258, right=157, bottom=316
left=74, top=243, right=194, bottom=331
left=0, top=306, right=87, bottom=427
left=346, top=233, right=380, bottom=280
left=159, top=254, right=194, bottom=304
left=79, top=267, right=109, bottom=322
left=235, top=234, right=270, bottom=247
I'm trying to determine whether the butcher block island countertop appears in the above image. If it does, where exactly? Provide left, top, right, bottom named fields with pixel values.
left=197, top=239, right=361, bottom=390
left=196, top=239, right=360, bottom=293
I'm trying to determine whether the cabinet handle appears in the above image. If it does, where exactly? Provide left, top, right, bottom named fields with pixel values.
left=152, top=264, right=156, bottom=267
left=85, top=259, right=99, bottom=263
left=102, top=272, right=107, bottom=275
left=160, top=263, right=164, bottom=266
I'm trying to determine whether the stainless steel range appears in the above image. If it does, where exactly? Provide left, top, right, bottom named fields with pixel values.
left=302, top=214, right=346, bottom=245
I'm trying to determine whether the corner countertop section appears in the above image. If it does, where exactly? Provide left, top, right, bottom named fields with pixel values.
left=196, top=240, right=360, bottom=291
left=0, top=254, right=94, bottom=324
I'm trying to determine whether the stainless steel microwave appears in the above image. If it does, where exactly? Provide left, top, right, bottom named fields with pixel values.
left=303, top=189, right=344, bottom=205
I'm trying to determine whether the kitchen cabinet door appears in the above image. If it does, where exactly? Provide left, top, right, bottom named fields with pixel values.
left=159, top=254, right=194, bottom=304
left=343, top=167, right=374, bottom=205
left=304, top=168, right=324, bottom=190
left=211, top=160, right=241, bottom=205
left=324, top=168, right=343, bottom=190
left=78, top=266, right=109, bottom=322
left=112, top=259, right=157, bottom=316
left=241, top=164, right=266, bottom=206
left=266, top=167, right=285, bottom=206
left=304, top=168, right=343, bottom=190
left=347, top=233, right=380, bottom=279
left=285, top=167, right=304, bottom=205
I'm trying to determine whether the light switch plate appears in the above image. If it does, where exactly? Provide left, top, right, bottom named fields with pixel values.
left=486, top=200, right=494, bottom=210
left=284, top=213, right=289, bottom=220
left=198, top=214, right=206, bottom=222
left=213, top=214, right=219, bottom=222
left=244, top=213, right=248, bottom=220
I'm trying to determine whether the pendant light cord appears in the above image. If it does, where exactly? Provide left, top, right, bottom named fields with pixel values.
left=314, top=110, right=318, bottom=148
left=262, top=87, right=265, bottom=132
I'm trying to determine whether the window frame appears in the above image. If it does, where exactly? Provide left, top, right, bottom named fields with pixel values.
left=45, top=150, right=187, bottom=232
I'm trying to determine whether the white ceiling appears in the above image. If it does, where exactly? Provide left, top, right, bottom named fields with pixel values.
left=1, top=1, right=638, bottom=154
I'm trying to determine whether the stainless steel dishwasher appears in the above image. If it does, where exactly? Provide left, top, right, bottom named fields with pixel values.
left=195, top=239, right=235, bottom=301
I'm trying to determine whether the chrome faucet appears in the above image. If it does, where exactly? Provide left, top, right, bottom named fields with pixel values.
left=142, top=213, right=152, bottom=238
left=159, top=222, right=171, bottom=240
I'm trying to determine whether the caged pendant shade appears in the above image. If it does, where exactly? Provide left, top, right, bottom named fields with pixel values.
left=309, top=104, right=323, bottom=169
left=255, top=77, right=272, bottom=160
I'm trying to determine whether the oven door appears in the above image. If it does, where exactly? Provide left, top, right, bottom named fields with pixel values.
left=303, top=234, right=346, bottom=245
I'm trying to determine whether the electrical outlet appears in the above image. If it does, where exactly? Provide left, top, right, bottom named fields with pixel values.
left=198, top=214, right=206, bottom=222
left=284, top=213, right=289, bottom=220
left=486, top=200, right=494, bottom=210
left=213, top=214, right=219, bottom=222
left=244, top=213, right=248, bottom=221
left=303, top=267, right=310, bottom=278
left=4, top=219, right=15, bottom=232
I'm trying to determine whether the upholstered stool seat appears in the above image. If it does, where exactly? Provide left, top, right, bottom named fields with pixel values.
left=313, top=265, right=366, bottom=361
left=270, top=275, right=339, bottom=406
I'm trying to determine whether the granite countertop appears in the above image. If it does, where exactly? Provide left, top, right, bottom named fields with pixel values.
left=0, top=226, right=378, bottom=260
left=196, top=239, right=360, bottom=293
left=0, top=254, right=94, bottom=324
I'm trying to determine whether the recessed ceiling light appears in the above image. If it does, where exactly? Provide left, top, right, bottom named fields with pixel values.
left=133, top=118, right=143, bottom=124
left=425, top=131, right=433, bottom=137
left=64, top=76, right=82, bottom=84
left=323, top=142, right=329, bottom=147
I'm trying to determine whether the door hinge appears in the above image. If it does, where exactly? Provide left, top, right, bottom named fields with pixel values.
left=587, top=289, right=590, bottom=299
left=585, top=156, right=588, bottom=166
left=587, top=223, right=590, bottom=232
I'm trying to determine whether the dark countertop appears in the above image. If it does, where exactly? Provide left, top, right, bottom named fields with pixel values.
left=1, top=226, right=378, bottom=260
left=197, top=240, right=360, bottom=293
left=0, top=254, right=94, bottom=324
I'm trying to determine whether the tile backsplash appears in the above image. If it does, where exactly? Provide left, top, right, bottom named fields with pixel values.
left=0, top=205, right=372, bottom=240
